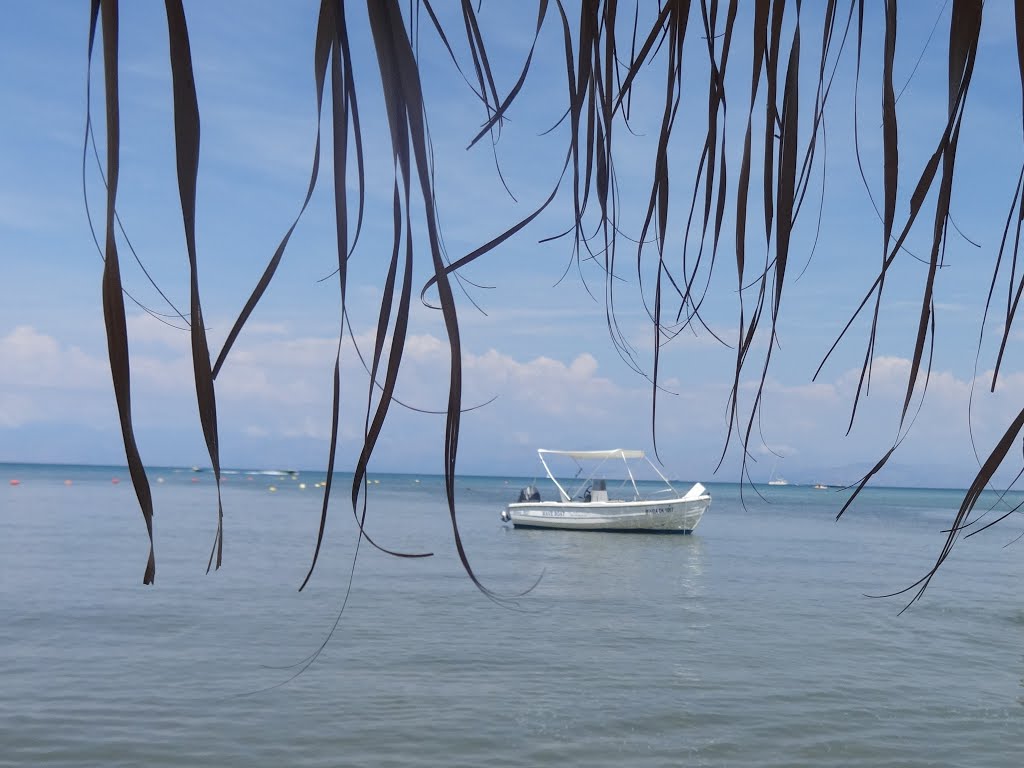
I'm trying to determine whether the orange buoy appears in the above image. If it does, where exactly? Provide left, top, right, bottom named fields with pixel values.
left=111, top=478, right=120, bottom=484
left=64, top=479, right=73, bottom=486
left=9, top=479, right=20, bottom=486
left=191, top=477, right=199, bottom=483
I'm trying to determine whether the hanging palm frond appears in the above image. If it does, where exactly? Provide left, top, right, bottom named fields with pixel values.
left=87, top=0, right=1016, bottom=606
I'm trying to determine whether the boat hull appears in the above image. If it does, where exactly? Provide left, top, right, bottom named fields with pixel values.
left=504, top=495, right=710, bottom=532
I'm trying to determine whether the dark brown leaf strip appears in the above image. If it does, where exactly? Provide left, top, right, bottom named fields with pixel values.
left=93, top=0, right=156, bottom=584
left=718, top=0, right=768, bottom=469
left=673, top=0, right=726, bottom=340
left=829, top=3, right=985, bottom=594
left=724, top=0, right=781, bottom=473
left=816, top=4, right=979, bottom=392
left=762, top=0, right=785, bottom=242
left=896, top=1, right=981, bottom=429
left=933, top=0, right=1024, bottom=545
left=163, top=0, right=227, bottom=573
left=348, top=172, right=429, bottom=559
left=790, top=0, right=836, bottom=214
left=466, top=1, right=550, bottom=149
left=989, top=0, right=1024, bottom=390
left=420, top=0, right=489, bottom=103
left=636, top=2, right=688, bottom=450
left=366, top=0, right=534, bottom=601
left=460, top=0, right=503, bottom=123
left=302, top=1, right=360, bottom=591
left=737, top=1, right=803, bottom=488
left=791, top=0, right=854, bottom=232
left=610, top=1, right=676, bottom=114
left=360, top=0, right=479, bottom=582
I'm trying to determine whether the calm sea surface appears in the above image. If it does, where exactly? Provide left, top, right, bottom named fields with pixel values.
left=1, top=463, right=1022, bottom=766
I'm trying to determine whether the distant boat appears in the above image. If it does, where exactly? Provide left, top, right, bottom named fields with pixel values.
left=500, top=448, right=710, bottom=533
left=767, top=463, right=788, bottom=486
left=813, top=483, right=829, bottom=490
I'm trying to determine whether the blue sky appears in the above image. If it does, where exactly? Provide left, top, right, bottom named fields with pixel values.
left=2, top=2, right=1024, bottom=487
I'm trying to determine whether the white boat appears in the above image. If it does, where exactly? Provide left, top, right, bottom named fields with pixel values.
left=500, top=449, right=710, bottom=533
left=767, top=463, right=789, bottom=486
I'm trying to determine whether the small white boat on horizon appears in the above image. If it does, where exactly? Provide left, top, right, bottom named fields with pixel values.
left=767, top=464, right=789, bottom=486
left=500, top=449, right=710, bottom=533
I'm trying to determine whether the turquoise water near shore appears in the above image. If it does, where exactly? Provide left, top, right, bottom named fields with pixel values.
left=1, top=463, right=1022, bottom=766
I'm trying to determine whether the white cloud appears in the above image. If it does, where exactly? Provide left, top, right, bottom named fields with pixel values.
left=460, top=349, right=623, bottom=419
left=0, top=325, right=108, bottom=392
left=6, top=316, right=1024, bottom=485
left=0, top=326, right=113, bottom=430
left=405, top=333, right=445, bottom=361
left=730, top=353, right=1024, bottom=486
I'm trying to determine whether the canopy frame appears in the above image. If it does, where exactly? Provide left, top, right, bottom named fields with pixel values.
left=536, top=449, right=678, bottom=502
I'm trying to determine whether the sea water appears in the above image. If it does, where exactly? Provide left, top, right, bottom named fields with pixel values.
left=1, top=463, right=1022, bottom=766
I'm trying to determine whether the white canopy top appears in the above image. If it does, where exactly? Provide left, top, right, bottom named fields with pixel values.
left=537, top=449, right=645, bottom=460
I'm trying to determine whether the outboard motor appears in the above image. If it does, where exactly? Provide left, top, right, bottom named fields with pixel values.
left=517, top=484, right=541, bottom=503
